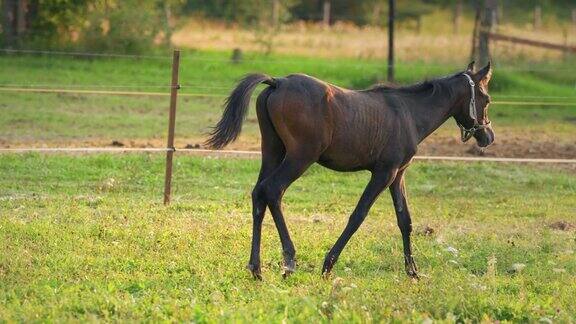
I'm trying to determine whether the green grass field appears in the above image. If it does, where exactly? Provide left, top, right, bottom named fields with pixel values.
left=1, top=154, right=575, bottom=322
left=0, top=50, right=575, bottom=322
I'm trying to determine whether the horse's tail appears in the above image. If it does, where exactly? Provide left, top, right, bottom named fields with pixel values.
left=205, top=73, right=277, bottom=149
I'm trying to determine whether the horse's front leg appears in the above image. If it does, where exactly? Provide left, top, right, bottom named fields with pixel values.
left=322, top=167, right=398, bottom=276
left=390, top=168, right=419, bottom=279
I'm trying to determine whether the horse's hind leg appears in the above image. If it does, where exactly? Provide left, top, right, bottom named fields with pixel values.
left=250, top=84, right=324, bottom=278
left=248, top=143, right=283, bottom=280
left=257, top=151, right=315, bottom=277
left=389, top=169, right=419, bottom=279
left=248, top=89, right=285, bottom=280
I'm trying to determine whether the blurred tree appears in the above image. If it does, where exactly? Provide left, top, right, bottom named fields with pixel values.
left=162, top=0, right=186, bottom=46
left=288, top=0, right=436, bottom=26
left=82, top=1, right=159, bottom=54
left=81, top=0, right=187, bottom=53
left=1, top=0, right=574, bottom=52
left=184, top=0, right=267, bottom=25
left=183, top=0, right=298, bottom=26
left=0, top=0, right=184, bottom=52
left=1, top=0, right=16, bottom=46
left=2, top=0, right=96, bottom=47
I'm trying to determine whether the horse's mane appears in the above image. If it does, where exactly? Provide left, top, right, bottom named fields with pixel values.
left=366, top=71, right=463, bottom=99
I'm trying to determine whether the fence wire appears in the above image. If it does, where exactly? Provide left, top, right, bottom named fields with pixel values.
left=0, top=48, right=172, bottom=60
left=0, top=87, right=228, bottom=98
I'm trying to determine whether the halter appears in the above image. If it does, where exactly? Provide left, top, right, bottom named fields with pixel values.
left=457, top=73, right=491, bottom=142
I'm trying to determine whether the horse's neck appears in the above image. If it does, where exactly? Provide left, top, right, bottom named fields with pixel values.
left=409, top=82, right=465, bottom=143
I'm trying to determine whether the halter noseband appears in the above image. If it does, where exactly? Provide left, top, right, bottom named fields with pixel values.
left=457, top=73, right=491, bottom=142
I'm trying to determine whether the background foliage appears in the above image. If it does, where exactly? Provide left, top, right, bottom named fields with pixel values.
left=1, top=0, right=575, bottom=53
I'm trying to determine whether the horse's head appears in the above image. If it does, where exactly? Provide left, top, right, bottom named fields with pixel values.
left=455, top=61, right=495, bottom=148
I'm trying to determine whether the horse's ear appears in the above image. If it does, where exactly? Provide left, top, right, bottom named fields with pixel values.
left=474, top=61, right=492, bottom=85
left=466, top=61, right=475, bottom=73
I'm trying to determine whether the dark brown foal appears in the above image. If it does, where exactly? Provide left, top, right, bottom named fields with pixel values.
left=206, top=62, right=495, bottom=280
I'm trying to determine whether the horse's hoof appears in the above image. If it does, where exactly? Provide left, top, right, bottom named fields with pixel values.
left=247, top=263, right=262, bottom=280
left=407, top=270, right=420, bottom=281
left=282, top=269, right=294, bottom=279
left=322, top=254, right=336, bottom=278
left=404, top=256, right=419, bottom=281
left=282, top=259, right=296, bottom=278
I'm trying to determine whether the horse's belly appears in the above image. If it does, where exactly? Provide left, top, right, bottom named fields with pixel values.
left=318, top=144, right=375, bottom=172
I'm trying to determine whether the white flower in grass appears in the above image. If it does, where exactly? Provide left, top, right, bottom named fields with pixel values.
left=508, top=263, right=526, bottom=274
left=445, top=246, right=458, bottom=255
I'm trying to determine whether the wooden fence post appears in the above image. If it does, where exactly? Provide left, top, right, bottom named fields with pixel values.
left=572, top=9, right=576, bottom=32
left=478, top=0, right=496, bottom=66
left=163, top=2, right=173, bottom=47
left=564, top=29, right=569, bottom=60
left=470, top=4, right=481, bottom=64
left=534, top=6, right=542, bottom=31
left=163, top=49, right=180, bottom=205
left=272, top=0, right=279, bottom=28
left=16, top=0, right=27, bottom=36
left=323, top=1, right=331, bottom=27
left=2, top=0, right=15, bottom=46
left=453, top=0, right=462, bottom=34
left=372, top=3, right=381, bottom=26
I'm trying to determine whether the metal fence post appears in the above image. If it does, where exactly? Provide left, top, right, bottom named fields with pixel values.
left=163, top=49, right=180, bottom=205
left=387, top=0, right=395, bottom=83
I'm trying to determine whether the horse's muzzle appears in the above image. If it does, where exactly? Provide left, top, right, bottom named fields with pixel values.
left=474, top=125, right=495, bottom=147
